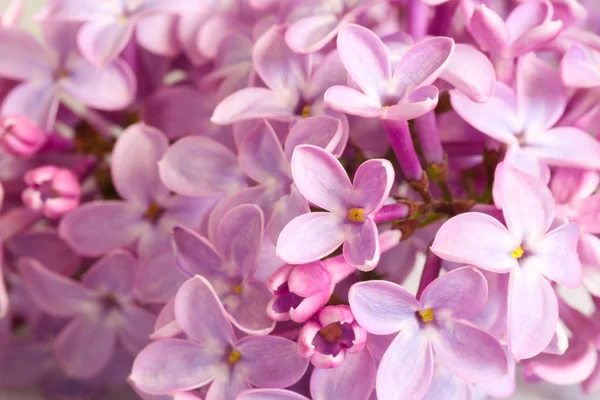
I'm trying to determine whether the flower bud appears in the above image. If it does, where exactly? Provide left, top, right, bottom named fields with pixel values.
left=22, top=166, right=81, bottom=219
left=0, top=115, right=47, bottom=157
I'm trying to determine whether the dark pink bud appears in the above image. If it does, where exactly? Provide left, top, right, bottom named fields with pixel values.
left=0, top=115, right=47, bottom=157
left=22, top=166, right=81, bottom=219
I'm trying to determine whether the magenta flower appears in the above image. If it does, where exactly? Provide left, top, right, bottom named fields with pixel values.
left=59, top=123, right=210, bottom=258
left=0, top=26, right=135, bottom=129
left=298, top=305, right=367, bottom=368
left=22, top=165, right=81, bottom=219
left=172, top=204, right=275, bottom=335
left=276, top=145, right=394, bottom=270
left=349, top=267, right=509, bottom=400
left=324, top=24, right=454, bottom=121
left=39, top=0, right=200, bottom=66
left=130, top=276, right=308, bottom=399
left=0, top=115, right=47, bottom=157
left=451, top=53, right=600, bottom=177
left=561, top=44, right=600, bottom=88
left=19, top=251, right=155, bottom=378
left=431, top=164, right=581, bottom=359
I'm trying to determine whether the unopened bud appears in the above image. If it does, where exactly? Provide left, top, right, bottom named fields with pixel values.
left=0, top=115, right=47, bottom=157
left=22, top=166, right=81, bottom=219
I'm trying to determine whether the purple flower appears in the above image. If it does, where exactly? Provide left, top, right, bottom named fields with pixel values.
left=22, top=165, right=81, bottom=219
left=0, top=115, right=47, bottom=157
left=19, top=251, right=155, bottom=378
left=349, top=267, right=509, bottom=400
left=431, top=164, right=581, bottom=359
left=130, top=275, right=308, bottom=399
left=172, top=204, right=275, bottom=335
left=277, top=144, right=394, bottom=270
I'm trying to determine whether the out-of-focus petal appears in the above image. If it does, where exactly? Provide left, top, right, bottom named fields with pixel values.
left=526, top=127, right=600, bottom=170
left=285, top=14, right=340, bottom=54
left=561, top=45, right=600, bottom=88
left=77, top=20, right=134, bottom=66
left=82, top=249, right=137, bottom=295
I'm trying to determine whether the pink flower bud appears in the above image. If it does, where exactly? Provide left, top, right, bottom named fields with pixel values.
left=297, top=305, right=367, bottom=368
left=22, top=166, right=81, bottom=219
left=0, top=115, right=47, bottom=157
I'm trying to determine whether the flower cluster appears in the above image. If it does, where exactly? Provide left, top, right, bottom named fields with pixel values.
left=1, top=0, right=600, bottom=399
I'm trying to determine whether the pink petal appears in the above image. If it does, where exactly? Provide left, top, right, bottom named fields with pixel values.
left=496, top=163, right=555, bottom=242
left=348, top=280, right=420, bottom=335
left=517, top=53, right=566, bottom=135
left=550, top=167, right=600, bottom=204
left=504, top=144, right=551, bottom=182
left=276, top=212, right=345, bottom=264
left=135, top=249, right=186, bottom=304
left=526, top=339, right=598, bottom=385
left=172, top=226, right=223, bottom=278
left=285, top=14, right=340, bottom=54
left=38, top=0, right=112, bottom=20
left=0, top=27, right=50, bottom=80
left=135, top=13, right=180, bottom=57
left=505, top=1, right=551, bottom=44
left=77, top=20, right=134, bottom=66
left=391, top=37, right=454, bottom=97
left=291, top=144, right=352, bottom=212
left=211, top=87, right=296, bottom=125
left=267, top=187, right=310, bottom=244
left=236, top=335, right=309, bottom=388
left=58, top=201, right=146, bottom=257
left=227, top=280, right=275, bottom=335
left=508, top=268, right=558, bottom=360
left=324, top=85, right=383, bottom=117
left=1, top=80, right=60, bottom=130
left=383, top=85, right=438, bottom=121
left=439, top=43, right=496, bottom=103
left=468, top=5, right=509, bottom=53
left=431, top=321, right=509, bottom=382
left=522, top=223, right=581, bottom=287
left=118, top=304, right=155, bottom=355
left=526, top=127, right=600, bottom=170
left=62, top=57, right=136, bottom=110
left=284, top=116, right=346, bottom=159
left=81, top=249, right=136, bottom=294
left=351, top=159, right=394, bottom=214
left=288, top=261, right=332, bottom=297
left=310, top=350, right=377, bottom=400
left=111, top=123, right=169, bottom=207
left=54, top=315, right=116, bottom=378
left=174, top=276, right=236, bottom=347
left=343, top=218, right=380, bottom=271
left=217, top=205, right=263, bottom=278
left=130, top=338, right=219, bottom=395
left=450, top=84, right=519, bottom=145
left=420, top=267, right=488, bottom=319
left=206, top=372, right=251, bottom=400
left=561, top=45, right=600, bottom=88
left=337, top=24, right=390, bottom=100
left=238, top=120, right=289, bottom=185
left=158, top=136, right=247, bottom=196
left=238, top=389, right=309, bottom=400
left=18, top=258, right=93, bottom=318
left=430, top=212, right=519, bottom=273
left=376, top=328, right=433, bottom=400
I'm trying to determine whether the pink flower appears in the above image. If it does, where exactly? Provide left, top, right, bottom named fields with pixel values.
left=431, top=164, right=582, bottom=359
left=22, top=165, right=80, bottom=219
left=276, top=145, right=394, bottom=270
left=0, top=115, right=47, bottom=157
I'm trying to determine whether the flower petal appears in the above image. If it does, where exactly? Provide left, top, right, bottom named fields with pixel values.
left=439, top=43, right=495, bottom=102
left=211, top=87, right=296, bottom=125
left=420, top=267, right=488, bottom=319
left=324, top=85, right=383, bottom=117
left=291, top=144, right=352, bottom=212
left=118, top=304, right=155, bottom=355
left=1, top=80, right=60, bottom=130
left=382, top=85, right=438, bottom=121
left=238, top=120, right=289, bottom=185
left=135, top=249, right=186, bottom=303
left=0, top=27, right=50, bottom=80
left=227, top=280, right=275, bottom=335
left=351, top=159, right=394, bottom=214
left=526, top=127, right=600, bottom=170
left=376, top=328, right=433, bottom=400
left=430, top=212, right=519, bottom=273
left=431, top=320, right=509, bottom=383
left=285, top=14, right=340, bottom=54
left=82, top=249, right=137, bottom=295
left=238, top=389, right=309, bottom=400
left=172, top=226, right=223, bottom=278
left=561, top=45, right=600, bottom=88
left=348, top=280, right=420, bottom=335
left=343, top=218, right=380, bottom=271
left=236, top=335, right=309, bottom=388
left=508, top=268, right=558, bottom=360
left=77, top=20, right=134, bottom=66
left=285, top=115, right=346, bottom=159
left=276, top=212, right=345, bottom=264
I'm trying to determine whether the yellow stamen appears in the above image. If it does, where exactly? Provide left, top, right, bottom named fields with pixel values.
left=301, top=105, right=311, bottom=119
left=347, top=208, right=365, bottom=223
left=118, top=15, right=128, bottom=23
left=57, top=70, right=69, bottom=80
left=234, top=285, right=242, bottom=295
left=419, top=308, right=434, bottom=323
left=228, top=349, right=241, bottom=364
left=319, top=323, right=343, bottom=343
left=145, top=203, right=162, bottom=222
left=511, top=246, right=524, bottom=259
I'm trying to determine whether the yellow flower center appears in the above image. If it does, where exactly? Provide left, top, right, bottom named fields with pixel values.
left=118, top=15, right=128, bottom=23
left=145, top=203, right=162, bottom=223
left=301, top=104, right=311, bottom=119
left=419, top=308, right=434, bottom=323
left=511, top=246, right=524, bottom=259
left=228, top=349, right=241, bottom=364
left=319, top=323, right=344, bottom=343
left=234, top=285, right=242, bottom=295
left=347, top=208, right=365, bottom=223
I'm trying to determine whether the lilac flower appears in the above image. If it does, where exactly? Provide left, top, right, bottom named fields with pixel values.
left=130, top=275, right=308, bottom=399
left=349, top=267, right=509, bottom=400
left=59, top=123, right=211, bottom=258
left=19, top=251, right=155, bottom=378
left=324, top=24, right=454, bottom=121
left=277, top=145, right=394, bottom=270
left=298, top=305, right=367, bottom=368
left=451, top=53, right=600, bottom=177
left=39, top=0, right=200, bottom=66
left=22, top=165, right=80, bottom=219
left=172, top=204, right=275, bottom=335
left=0, top=26, right=135, bottom=129
left=0, top=115, right=47, bottom=157
left=561, top=44, right=600, bottom=87
left=431, top=164, right=581, bottom=359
